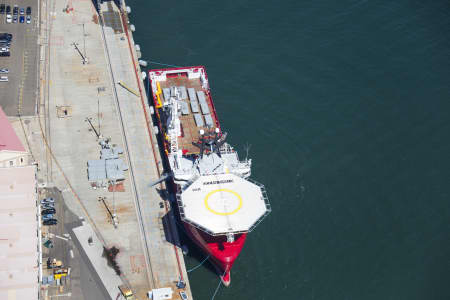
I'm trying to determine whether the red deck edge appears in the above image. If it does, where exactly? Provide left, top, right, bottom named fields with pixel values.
left=149, top=66, right=248, bottom=285
left=148, top=66, right=221, bottom=130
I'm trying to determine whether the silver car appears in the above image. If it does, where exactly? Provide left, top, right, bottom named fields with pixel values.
left=42, top=203, right=55, bottom=210
left=0, top=68, right=8, bottom=73
left=40, top=197, right=55, bottom=204
left=42, top=214, right=55, bottom=220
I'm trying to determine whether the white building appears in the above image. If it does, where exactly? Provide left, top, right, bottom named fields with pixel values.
left=0, top=107, right=30, bottom=167
left=0, top=106, right=40, bottom=300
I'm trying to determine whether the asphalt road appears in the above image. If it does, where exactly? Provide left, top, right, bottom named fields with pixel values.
left=0, top=0, right=38, bottom=116
left=42, top=187, right=109, bottom=300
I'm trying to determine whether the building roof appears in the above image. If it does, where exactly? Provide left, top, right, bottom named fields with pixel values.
left=0, top=166, right=38, bottom=300
left=0, top=106, right=26, bottom=152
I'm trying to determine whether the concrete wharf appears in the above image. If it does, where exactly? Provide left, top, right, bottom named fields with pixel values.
left=28, top=0, right=193, bottom=298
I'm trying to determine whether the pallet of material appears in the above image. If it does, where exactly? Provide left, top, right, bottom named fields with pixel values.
left=193, top=113, right=204, bottom=127
left=163, top=88, right=171, bottom=101
left=204, top=114, right=213, bottom=127
left=180, top=101, right=190, bottom=115
left=178, top=86, right=188, bottom=99
left=190, top=101, right=199, bottom=113
left=196, top=91, right=206, bottom=103
left=188, top=88, right=197, bottom=102
left=199, top=99, right=210, bottom=115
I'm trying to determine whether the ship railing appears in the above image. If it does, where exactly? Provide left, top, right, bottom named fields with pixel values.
left=181, top=218, right=217, bottom=236
left=176, top=175, right=199, bottom=217
left=180, top=216, right=250, bottom=236
left=229, top=162, right=251, bottom=173
left=176, top=193, right=186, bottom=219
left=219, top=143, right=234, bottom=154
left=180, top=175, right=199, bottom=192
left=246, top=178, right=272, bottom=232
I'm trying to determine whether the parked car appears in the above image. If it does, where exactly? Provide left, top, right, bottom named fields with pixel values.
left=41, top=208, right=56, bottom=215
left=0, top=76, right=8, bottom=82
left=6, top=5, right=10, bottom=14
left=43, top=219, right=57, bottom=226
left=42, top=204, right=55, bottom=210
left=26, top=15, right=31, bottom=24
left=19, top=7, right=24, bottom=15
left=13, top=5, right=18, bottom=15
left=19, top=15, right=24, bottom=23
left=43, top=239, right=54, bottom=248
left=0, top=33, right=12, bottom=40
left=41, top=197, right=55, bottom=204
left=41, top=201, right=54, bottom=206
left=26, top=6, right=31, bottom=15
left=12, top=15, right=17, bottom=23
left=180, top=291, right=188, bottom=300
left=0, top=51, right=10, bottom=57
left=0, top=4, right=5, bottom=14
left=42, top=214, right=55, bottom=220
left=6, top=14, right=11, bottom=23
left=0, top=47, right=8, bottom=52
left=0, top=69, right=8, bottom=73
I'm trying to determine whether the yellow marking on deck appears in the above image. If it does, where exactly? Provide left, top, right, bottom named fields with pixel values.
left=155, top=81, right=163, bottom=108
left=118, top=81, right=139, bottom=97
left=204, top=189, right=243, bottom=216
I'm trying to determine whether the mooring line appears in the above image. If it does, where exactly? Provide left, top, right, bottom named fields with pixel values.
left=187, top=255, right=210, bottom=273
left=148, top=60, right=182, bottom=68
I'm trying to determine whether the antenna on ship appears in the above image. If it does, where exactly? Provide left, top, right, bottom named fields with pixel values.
left=244, top=143, right=252, bottom=161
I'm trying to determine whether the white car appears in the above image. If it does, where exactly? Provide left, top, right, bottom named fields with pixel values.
left=6, top=14, right=12, bottom=23
left=26, top=16, right=31, bottom=24
left=0, top=76, right=9, bottom=82
left=40, top=197, right=55, bottom=204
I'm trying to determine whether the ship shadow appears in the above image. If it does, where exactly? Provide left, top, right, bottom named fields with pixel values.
left=91, top=0, right=121, bottom=12
left=155, top=188, right=218, bottom=276
left=175, top=220, right=219, bottom=277
left=160, top=210, right=180, bottom=248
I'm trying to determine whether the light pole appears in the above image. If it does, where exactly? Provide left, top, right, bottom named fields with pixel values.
left=82, top=23, right=86, bottom=58
left=97, top=89, right=101, bottom=138
left=112, top=179, right=118, bottom=228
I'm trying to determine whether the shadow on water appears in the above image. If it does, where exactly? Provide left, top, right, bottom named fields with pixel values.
left=165, top=189, right=219, bottom=277
left=91, top=0, right=121, bottom=12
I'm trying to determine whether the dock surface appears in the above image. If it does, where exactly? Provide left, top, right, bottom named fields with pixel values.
left=29, top=0, right=192, bottom=298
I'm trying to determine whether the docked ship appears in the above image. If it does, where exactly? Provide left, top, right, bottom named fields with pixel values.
left=148, top=66, right=271, bottom=286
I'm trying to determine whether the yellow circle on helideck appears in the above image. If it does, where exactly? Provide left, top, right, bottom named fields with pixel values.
left=204, top=189, right=243, bottom=216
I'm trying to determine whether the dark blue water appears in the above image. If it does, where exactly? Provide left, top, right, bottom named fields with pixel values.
left=127, top=1, right=450, bottom=299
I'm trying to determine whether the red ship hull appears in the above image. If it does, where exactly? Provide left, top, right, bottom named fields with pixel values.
left=183, top=222, right=247, bottom=286
left=149, top=66, right=251, bottom=286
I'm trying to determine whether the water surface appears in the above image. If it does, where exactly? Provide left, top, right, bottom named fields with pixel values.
left=127, top=1, right=450, bottom=299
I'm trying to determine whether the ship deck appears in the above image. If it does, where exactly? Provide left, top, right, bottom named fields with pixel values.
left=156, top=69, right=220, bottom=155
